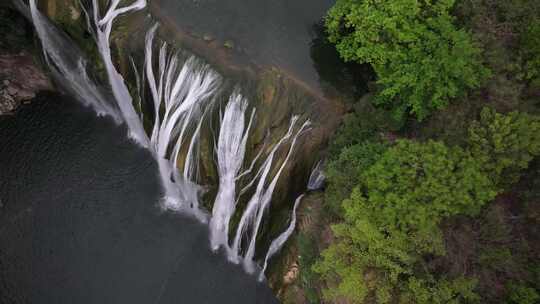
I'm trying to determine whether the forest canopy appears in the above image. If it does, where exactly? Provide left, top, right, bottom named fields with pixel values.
left=325, top=0, right=490, bottom=120
left=290, top=1, right=540, bottom=303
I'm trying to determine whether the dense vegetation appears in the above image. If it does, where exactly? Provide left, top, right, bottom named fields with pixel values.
left=325, top=0, right=490, bottom=120
left=314, top=112, right=539, bottom=303
left=290, top=0, right=540, bottom=303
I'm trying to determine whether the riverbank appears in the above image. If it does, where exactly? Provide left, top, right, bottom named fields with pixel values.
left=0, top=5, right=53, bottom=115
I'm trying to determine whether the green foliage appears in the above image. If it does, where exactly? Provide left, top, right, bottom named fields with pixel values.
left=506, top=283, right=540, bottom=304
left=327, top=112, right=379, bottom=156
left=296, top=233, right=321, bottom=303
left=478, top=248, right=514, bottom=272
left=522, top=20, right=540, bottom=83
left=328, top=94, right=402, bottom=156
left=325, top=0, right=489, bottom=120
left=325, top=141, right=387, bottom=216
left=360, top=140, right=497, bottom=226
left=400, top=277, right=479, bottom=304
left=324, top=95, right=397, bottom=216
left=468, top=107, right=540, bottom=186
left=452, top=0, right=540, bottom=111
left=314, top=140, right=497, bottom=303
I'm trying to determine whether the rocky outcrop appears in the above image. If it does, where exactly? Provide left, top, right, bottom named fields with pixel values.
left=0, top=6, right=54, bottom=115
left=0, top=54, right=53, bottom=114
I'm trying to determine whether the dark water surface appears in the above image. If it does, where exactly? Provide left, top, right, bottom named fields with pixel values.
left=0, top=94, right=278, bottom=303
left=153, top=0, right=334, bottom=88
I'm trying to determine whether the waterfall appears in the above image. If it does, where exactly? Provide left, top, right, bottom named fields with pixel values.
left=143, top=25, right=220, bottom=219
left=209, top=92, right=255, bottom=251
left=230, top=118, right=311, bottom=273
left=26, top=0, right=312, bottom=277
left=27, top=0, right=120, bottom=121
left=256, top=161, right=325, bottom=280
left=307, top=160, right=325, bottom=191
left=85, top=0, right=149, bottom=146
left=259, top=194, right=304, bottom=281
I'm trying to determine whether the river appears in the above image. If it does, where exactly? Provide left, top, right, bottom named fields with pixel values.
left=152, top=0, right=335, bottom=90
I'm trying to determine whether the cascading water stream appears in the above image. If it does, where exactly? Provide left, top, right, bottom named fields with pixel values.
left=242, top=120, right=310, bottom=272
left=143, top=25, right=220, bottom=219
left=209, top=92, right=255, bottom=251
left=87, top=0, right=149, bottom=146
left=26, top=0, right=119, bottom=121
left=25, top=0, right=313, bottom=278
left=229, top=118, right=311, bottom=272
left=307, top=160, right=325, bottom=191
left=257, top=161, right=326, bottom=281
left=259, top=194, right=304, bottom=281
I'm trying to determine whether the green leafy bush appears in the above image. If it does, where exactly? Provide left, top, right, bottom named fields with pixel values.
left=468, top=107, right=540, bottom=186
left=522, top=20, right=540, bottom=83
left=506, top=283, right=540, bottom=304
left=327, top=94, right=401, bottom=157
left=327, top=112, right=379, bottom=156
left=325, top=141, right=387, bottom=215
left=296, top=233, right=321, bottom=303
left=325, top=0, right=490, bottom=120
left=400, top=277, right=479, bottom=304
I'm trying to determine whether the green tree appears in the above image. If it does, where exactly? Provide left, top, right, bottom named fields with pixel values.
left=506, top=283, right=540, bottom=304
left=325, top=0, right=489, bottom=120
left=521, top=20, right=540, bottom=84
left=325, top=141, right=387, bottom=215
left=400, top=277, right=479, bottom=304
left=468, top=107, right=540, bottom=186
left=314, top=140, right=497, bottom=303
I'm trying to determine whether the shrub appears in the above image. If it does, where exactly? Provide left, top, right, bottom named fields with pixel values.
left=506, top=283, right=540, bottom=304
left=521, top=20, right=540, bottom=83
left=296, top=233, right=320, bottom=303
left=400, top=277, right=479, bottom=304
left=325, top=141, right=387, bottom=215
left=327, top=94, right=401, bottom=157
left=468, top=107, right=540, bottom=186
